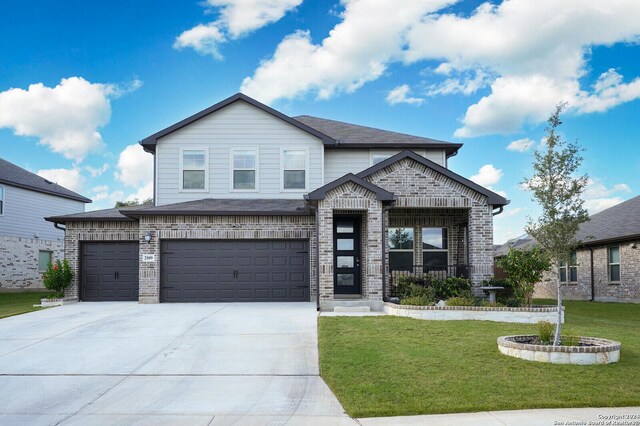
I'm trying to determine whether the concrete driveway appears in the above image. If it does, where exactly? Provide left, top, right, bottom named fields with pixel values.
left=0, top=302, right=354, bottom=425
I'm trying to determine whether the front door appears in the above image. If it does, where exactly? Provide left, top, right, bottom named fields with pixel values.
left=333, top=215, right=362, bottom=295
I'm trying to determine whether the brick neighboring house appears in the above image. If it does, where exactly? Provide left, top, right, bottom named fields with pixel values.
left=495, top=195, right=640, bottom=303
left=46, top=93, right=508, bottom=310
left=0, top=158, right=91, bottom=289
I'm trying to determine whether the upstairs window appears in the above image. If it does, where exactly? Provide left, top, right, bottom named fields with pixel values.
left=422, top=227, right=448, bottom=272
left=371, top=153, right=392, bottom=165
left=559, top=251, right=578, bottom=283
left=181, top=149, right=207, bottom=191
left=0, top=185, right=4, bottom=215
left=232, top=150, right=257, bottom=190
left=282, top=149, right=306, bottom=190
left=388, top=227, right=414, bottom=271
left=608, top=246, right=620, bottom=282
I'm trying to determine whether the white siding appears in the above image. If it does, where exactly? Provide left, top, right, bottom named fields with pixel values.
left=155, top=101, right=325, bottom=205
left=324, top=149, right=446, bottom=184
left=0, top=185, right=85, bottom=240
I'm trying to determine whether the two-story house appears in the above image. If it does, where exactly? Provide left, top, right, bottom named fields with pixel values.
left=46, top=93, right=508, bottom=310
left=0, top=158, right=90, bottom=289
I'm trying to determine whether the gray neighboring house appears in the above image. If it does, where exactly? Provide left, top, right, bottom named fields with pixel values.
left=0, top=158, right=91, bottom=289
left=46, top=93, right=508, bottom=310
left=495, top=195, right=640, bottom=303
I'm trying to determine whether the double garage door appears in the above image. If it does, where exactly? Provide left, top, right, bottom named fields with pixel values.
left=80, top=240, right=309, bottom=302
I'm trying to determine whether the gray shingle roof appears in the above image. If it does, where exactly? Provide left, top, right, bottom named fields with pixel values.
left=576, top=195, right=640, bottom=244
left=45, top=206, right=145, bottom=222
left=0, top=158, right=91, bottom=203
left=494, top=195, right=640, bottom=256
left=294, top=115, right=462, bottom=155
left=46, top=199, right=311, bottom=222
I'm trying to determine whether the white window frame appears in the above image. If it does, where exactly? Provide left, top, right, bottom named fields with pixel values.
left=230, top=148, right=259, bottom=192
left=179, top=147, right=209, bottom=192
left=421, top=227, right=449, bottom=271
left=370, top=152, right=394, bottom=166
left=388, top=227, right=415, bottom=271
left=280, top=147, right=309, bottom=192
left=559, top=251, right=578, bottom=283
left=0, top=184, right=4, bottom=215
left=608, top=246, right=621, bottom=282
left=38, top=250, right=52, bottom=273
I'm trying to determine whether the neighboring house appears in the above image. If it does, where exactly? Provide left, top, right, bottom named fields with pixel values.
left=494, top=195, right=640, bottom=303
left=0, top=158, right=90, bottom=289
left=46, top=93, right=507, bottom=310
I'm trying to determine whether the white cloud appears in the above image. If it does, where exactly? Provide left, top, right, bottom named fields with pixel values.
left=495, top=206, right=524, bottom=219
left=175, top=0, right=302, bottom=58
left=115, top=144, right=153, bottom=188
left=584, top=178, right=632, bottom=199
left=470, top=164, right=503, bottom=187
left=386, top=84, right=424, bottom=106
left=84, top=163, right=109, bottom=178
left=125, top=181, right=154, bottom=202
left=36, top=167, right=85, bottom=193
left=507, top=138, right=535, bottom=152
left=241, top=0, right=456, bottom=103
left=584, top=197, right=625, bottom=214
left=241, top=0, right=640, bottom=135
left=0, top=77, right=141, bottom=162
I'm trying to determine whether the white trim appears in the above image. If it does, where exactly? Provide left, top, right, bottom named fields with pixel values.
left=280, top=147, right=309, bottom=192
left=421, top=226, right=450, bottom=268
left=230, top=147, right=259, bottom=192
left=154, top=152, right=158, bottom=205
left=179, top=147, right=209, bottom=193
left=608, top=245, right=621, bottom=283
left=0, top=184, right=4, bottom=216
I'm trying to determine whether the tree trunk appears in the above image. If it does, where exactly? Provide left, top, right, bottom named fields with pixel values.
left=553, top=274, right=563, bottom=346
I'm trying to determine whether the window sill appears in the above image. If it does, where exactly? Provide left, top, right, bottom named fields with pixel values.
left=608, top=282, right=621, bottom=285
left=230, top=189, right=258, bottom=193
left=179, top=189, right=209, bottom=193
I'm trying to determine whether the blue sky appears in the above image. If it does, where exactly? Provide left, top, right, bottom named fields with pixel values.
left=1, top=0, right=639, bottom=243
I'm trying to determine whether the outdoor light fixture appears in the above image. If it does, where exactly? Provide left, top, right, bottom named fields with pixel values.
left=144, top=232, right=153, bottom=244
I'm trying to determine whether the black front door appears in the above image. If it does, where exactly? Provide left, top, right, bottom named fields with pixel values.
left=333, top=216, right=362, bottom=295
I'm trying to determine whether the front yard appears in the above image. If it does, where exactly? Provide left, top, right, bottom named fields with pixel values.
left=319, top=300, right=640, bottom=417
left=0, top=291, right=51, bottom=319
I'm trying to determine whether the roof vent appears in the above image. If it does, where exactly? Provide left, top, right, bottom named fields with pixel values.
left=44, top=179, right=53, bottom=184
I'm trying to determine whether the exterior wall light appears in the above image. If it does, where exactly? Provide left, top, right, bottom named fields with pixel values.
left=144, top=232, right=153, bottom=244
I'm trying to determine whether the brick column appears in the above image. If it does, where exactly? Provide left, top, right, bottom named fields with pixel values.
left=468, top=202, right=494, bottom=288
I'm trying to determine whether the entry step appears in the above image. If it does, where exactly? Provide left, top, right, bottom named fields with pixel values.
left=333, top=306, right=371, bottom=313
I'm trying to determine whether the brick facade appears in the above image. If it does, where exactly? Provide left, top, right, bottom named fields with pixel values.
left=533, top=242, right=640, bottom=302
left=0, top=236, right=63, bottom=289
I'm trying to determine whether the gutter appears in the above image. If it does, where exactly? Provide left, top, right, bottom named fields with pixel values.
left=313, top=204, right=321, bottom=312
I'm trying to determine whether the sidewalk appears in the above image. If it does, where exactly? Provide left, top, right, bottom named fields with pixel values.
left=357, top=406, right=640, bottom=425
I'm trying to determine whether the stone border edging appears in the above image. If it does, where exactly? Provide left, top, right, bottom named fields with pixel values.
left=498, top=335, right=621, bottom=364
left=383, top=302, right=564, bottom=324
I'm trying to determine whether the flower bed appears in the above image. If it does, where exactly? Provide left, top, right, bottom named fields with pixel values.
left=498, top=335, right=621, bottom=364
left=383, top=302, right=564, bottom=324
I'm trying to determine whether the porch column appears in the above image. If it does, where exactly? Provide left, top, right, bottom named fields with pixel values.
left=468, top=203, right=494, bottom=288
left=317, top=199, right=334, bottom=303
left=365, top=202, right=384, bottom=302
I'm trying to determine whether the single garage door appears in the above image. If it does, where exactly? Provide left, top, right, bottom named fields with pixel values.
left=161, top=240, right=309, bottom=302
left=81, top=242, right=139, bottom=301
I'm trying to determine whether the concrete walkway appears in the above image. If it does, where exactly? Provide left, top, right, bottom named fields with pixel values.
left=0, top=302, right=354, bottom=425
left=357, top=406, right=640, bottom=425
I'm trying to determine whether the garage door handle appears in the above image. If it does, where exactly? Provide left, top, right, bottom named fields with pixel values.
left=296, top=285, right=307, bottom=288
left=297, top=251, right=308, bottom=254
left=114, top=271, right=119, bottom=280
left=163, top=287, right=175, bottom=289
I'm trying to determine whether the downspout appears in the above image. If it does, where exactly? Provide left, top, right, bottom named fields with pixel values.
left=589, top=246, right=595, bottom=301
left=53, top=222, right=66, bottom=231
left=381, top=201, right=396, bottom=302
left=492, top=206, right=503, bottom=216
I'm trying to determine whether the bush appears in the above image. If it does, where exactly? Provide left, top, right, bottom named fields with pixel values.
left=479, top=300, right=505, bottom=307
left=445, top=296, right=475, bottom=306
left=537, top=320, right=555, bottom=344
left=431, top=277, right=472, bottom=300
left=42, top=259, right=73, bottom=298
left=502, top=296, right=524, bottom=307
left=400, top=295, right=435, bottom=306
left=560, top=327, right=581, bottom=346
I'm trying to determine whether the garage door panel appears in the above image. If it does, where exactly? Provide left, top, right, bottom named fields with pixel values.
left=81, top=242, right=139, bottom=302
left=161, top=240, right=309, bottom=302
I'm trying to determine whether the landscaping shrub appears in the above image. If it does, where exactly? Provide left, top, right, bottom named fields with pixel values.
left=445, top=296, right=475, bottom=306
left=479, top=300, right=505, bottom=307
left=431, top=277, right=472, bottom=300
left=42, top=259, right=73, bottom=298
left=395, top=275, right=471, bottom=304
left=537, top=320, right=555, bottom=344
left=400, top=295, right=434, bottom=306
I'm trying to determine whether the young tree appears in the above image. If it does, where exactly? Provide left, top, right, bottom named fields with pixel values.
left=524, top=103, right=589, bottom=346
left=496, top=247, right=551, bottom=307
left=115, top=198, right=153, bottom=207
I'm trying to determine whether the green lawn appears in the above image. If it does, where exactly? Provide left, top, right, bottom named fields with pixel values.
left=0, top=291, right=52, bottom=319
left=319, top=300, right=640, bottom=417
